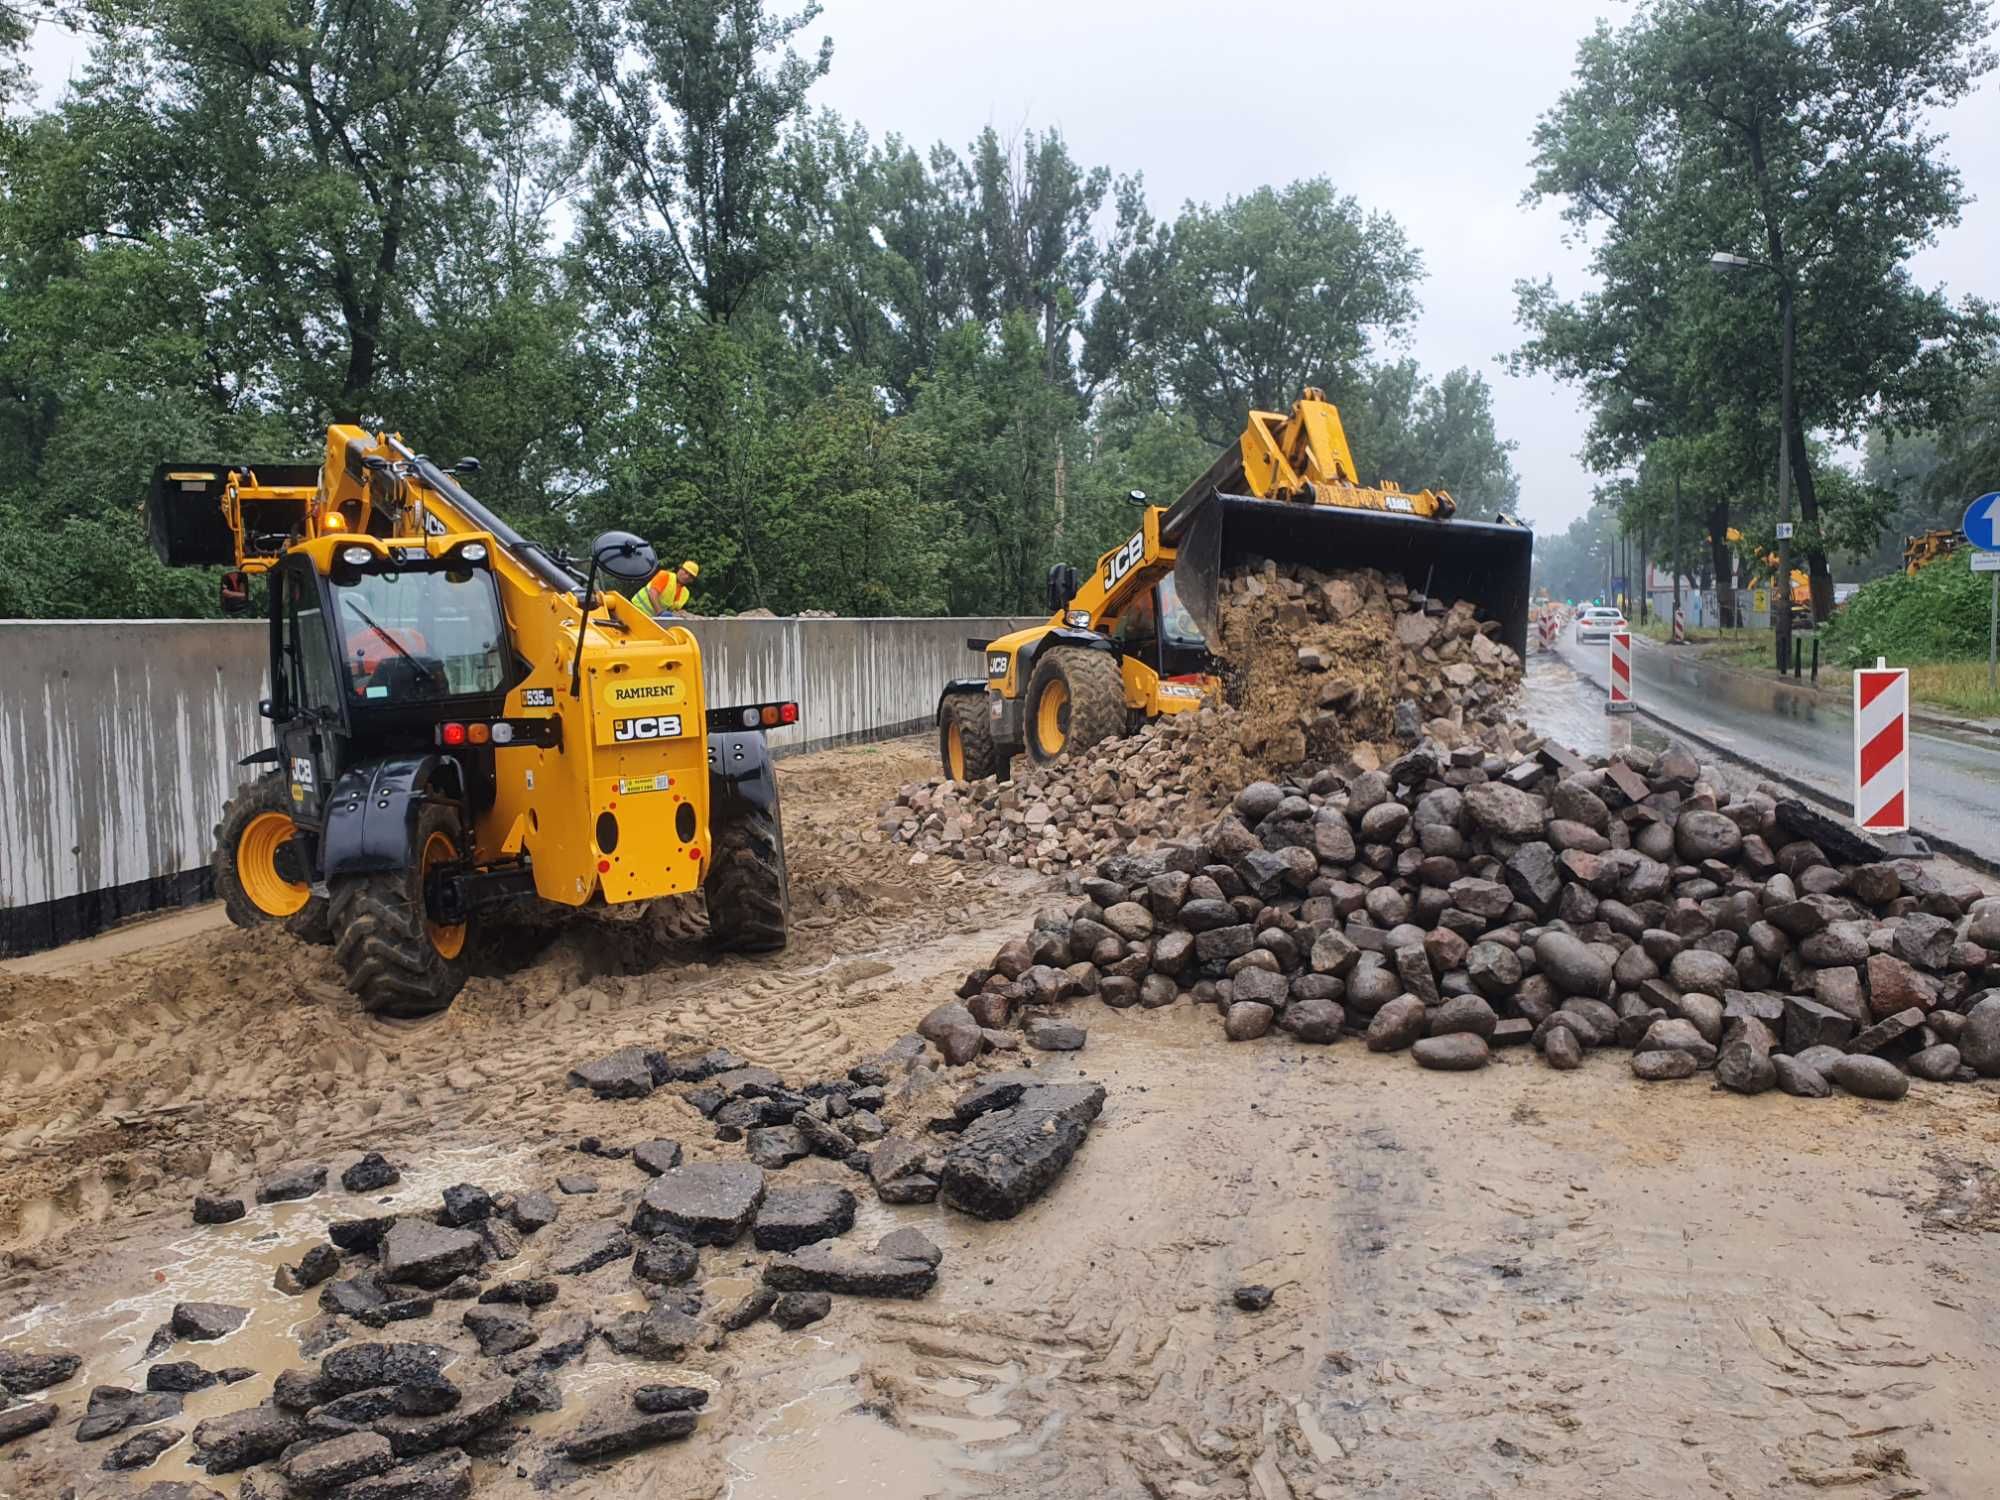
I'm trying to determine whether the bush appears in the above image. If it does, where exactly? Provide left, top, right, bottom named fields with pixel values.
left=1821, top=552, right=1996, bottom=665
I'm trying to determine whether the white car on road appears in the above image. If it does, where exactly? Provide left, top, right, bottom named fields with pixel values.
left=1574, top=606, right=1627, bottom=642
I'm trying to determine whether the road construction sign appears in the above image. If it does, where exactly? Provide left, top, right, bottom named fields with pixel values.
left=1854, top=660, right=1909, bottom=834
left=1606, top=630, right=1635, bottom=715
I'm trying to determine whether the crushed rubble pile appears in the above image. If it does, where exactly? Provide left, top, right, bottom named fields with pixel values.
left=948, top=737, right=2000, bottom=1098
left=883, top=563, right=1523, bottom=874
left=0, top=1029, right=1107, bottom=1491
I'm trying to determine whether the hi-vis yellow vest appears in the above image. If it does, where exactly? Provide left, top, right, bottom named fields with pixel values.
left=637, top=575, right=689, bottom=614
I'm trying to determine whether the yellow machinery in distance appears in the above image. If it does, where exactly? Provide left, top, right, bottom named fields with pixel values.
left=1904, top=528, right=1963, bottom=576
left=935, top=389, right=1532, bottom=778
left=148, top=427, right=795, bottom=1016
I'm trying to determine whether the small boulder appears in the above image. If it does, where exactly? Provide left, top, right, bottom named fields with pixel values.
left=1631, top=1050, right=1700, bottom=1082
left=1412, top=1034, right=1490, bottom=1071
left=256, top=1165, right=327, bottom=1205
left=341, top=1153, right=400, bottom=1193
left=752, top=1185, right=857, bottom=1252
left=771, top=1291, right=834, bottom=1330
left=1828, top=1054, right=1910, bottom=1101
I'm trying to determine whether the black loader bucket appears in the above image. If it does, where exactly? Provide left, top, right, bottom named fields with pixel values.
left=1169, top=493, right=1534, bottom=659
left=147, top=462, right=319, bottom=567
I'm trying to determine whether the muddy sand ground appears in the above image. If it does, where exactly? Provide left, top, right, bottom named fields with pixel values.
left=3, top=735, right=1999, bottom=1500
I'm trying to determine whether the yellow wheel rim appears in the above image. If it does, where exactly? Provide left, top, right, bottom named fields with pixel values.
left=1036, top=679, right=1070, bottom=754
left=947, top=721, right=967, bottom=780
left=238, top=811, right=310, bottom=917
left=422, top=830, right=468, bottom=960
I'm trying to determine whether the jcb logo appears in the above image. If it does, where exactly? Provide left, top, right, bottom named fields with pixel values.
left=613, top=715, right=682, bottom=742
left=1103, top=530, right=1145, bottom=590
left=290, top=756, right=315, bottom=788
left=986, top=653, right=1009, bottom=679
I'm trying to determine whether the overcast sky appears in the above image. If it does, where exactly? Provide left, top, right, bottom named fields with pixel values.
left=24, top=0, right=2000, bottom=531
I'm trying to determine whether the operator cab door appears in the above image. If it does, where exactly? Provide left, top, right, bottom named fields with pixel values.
left=271, top=556, right=347, bottom=831
left=1113, top=575, right=1210, bottom=679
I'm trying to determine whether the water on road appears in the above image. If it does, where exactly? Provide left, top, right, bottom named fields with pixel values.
left=1546, top=632, right=2000, bottom=867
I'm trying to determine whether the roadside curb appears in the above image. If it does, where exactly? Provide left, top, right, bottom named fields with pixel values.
left=1633, top=634, right=2000, bottom=741
left=1550, top=640, right=1995, bottom=878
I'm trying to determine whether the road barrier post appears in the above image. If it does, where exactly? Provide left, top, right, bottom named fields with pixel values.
left=1854, top=657, right=1909, bottom=835
left=1606, top=630, right=1635, bottom=715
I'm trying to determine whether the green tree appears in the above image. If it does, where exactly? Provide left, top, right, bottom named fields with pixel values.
left=1088, top=177, right=1423, bottom=446
left=908, top=315, right=1082, bottom=613
left=1518, top=0, right=1995, bottom=621
left=1342, top=361, right=1520, bottom=518
left=1929, top=355, right=2000, bottom=512
left=572, top=0, right=830, bottom=324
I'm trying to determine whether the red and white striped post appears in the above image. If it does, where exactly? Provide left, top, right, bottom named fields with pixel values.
left=1854, top=657, right=1909, bottom=834
left=1605, top=629, right=1635, bottom=714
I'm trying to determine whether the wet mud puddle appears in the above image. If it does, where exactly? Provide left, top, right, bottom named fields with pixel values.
left=721, top=1345, right=1040, bottom=1499
left=0, top=1146, right=537, bottom=1494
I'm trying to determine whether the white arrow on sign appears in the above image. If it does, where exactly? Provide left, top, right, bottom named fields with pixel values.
left=1965, top=491, right=2000, bottom=552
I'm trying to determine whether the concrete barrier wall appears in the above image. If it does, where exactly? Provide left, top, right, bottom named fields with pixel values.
left=0, top=615, right=1030, bottom=953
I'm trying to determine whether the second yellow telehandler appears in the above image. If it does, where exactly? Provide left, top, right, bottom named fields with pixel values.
left=936, top=389, right=1532, bottom=778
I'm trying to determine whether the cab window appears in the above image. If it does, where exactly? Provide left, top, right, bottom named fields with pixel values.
left=282, top=567, right=343, bottom=714
left=1114, top=588, right=1158, bottom=653
left=334, top=567, right=507, bottom=703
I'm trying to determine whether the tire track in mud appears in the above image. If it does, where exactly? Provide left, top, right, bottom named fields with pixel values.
left=825, top=1026, right=1998, bottom=1500
left=0, top=738, right=1037, bottom=1261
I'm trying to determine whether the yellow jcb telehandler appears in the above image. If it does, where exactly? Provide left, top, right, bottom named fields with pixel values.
left=148, top=430, right=795, bottom=1016
left=936, top=389, right=1532, bottom=779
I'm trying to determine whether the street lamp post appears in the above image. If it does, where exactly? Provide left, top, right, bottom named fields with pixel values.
left=1711, top=250, right=1796, bottom=673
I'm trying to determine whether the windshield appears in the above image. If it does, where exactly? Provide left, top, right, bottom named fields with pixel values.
left=1158, top=575, right=1203, bottom=650
left=334, top=568, right=507, bottom=703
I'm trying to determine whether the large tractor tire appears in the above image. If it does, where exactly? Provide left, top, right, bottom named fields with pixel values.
left=705, top=786, right=791, bottom=954
left=328, top=803, right=472, bottom=1017
left=214, top=774, right=331, bottom=944
left=938, top=693, right=1003, bottom=782
left=1024, top=647, right=1125, bottom=765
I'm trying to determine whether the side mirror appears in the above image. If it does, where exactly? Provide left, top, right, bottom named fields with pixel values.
left=1127, top=489, right=1149, bottom=506
left=592, top=530, right=659, bottom=586
left=220, top=570, right=251, bottom=615
left=1046, top=563, right=1080, bottom=612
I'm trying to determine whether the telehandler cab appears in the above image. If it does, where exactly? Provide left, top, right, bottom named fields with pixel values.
left=148, top=428, right=794, bottom=1016
left=936, top=389, right=1532, bottom=779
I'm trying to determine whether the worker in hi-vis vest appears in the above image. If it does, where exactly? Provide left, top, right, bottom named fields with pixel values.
left=635, top=560, right=699, bottom=616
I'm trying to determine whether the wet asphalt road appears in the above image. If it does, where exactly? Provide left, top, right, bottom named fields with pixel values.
left=1535, top=630, right=2000, bottom=870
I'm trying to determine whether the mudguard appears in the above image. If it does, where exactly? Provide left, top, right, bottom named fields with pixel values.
left=936, top=678, right=987, bottom=719
left=1014, top=626, right=1118, bottom=681
left=321, top=755, right=462, bottom=878
left=707, top=731, right=779, bottom=823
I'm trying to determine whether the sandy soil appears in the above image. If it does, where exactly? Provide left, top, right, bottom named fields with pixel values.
left=4, top=734, right=2000, bottom=1500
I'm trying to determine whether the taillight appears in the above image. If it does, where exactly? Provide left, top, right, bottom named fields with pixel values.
left=779, top=702, right=798, bottom=724
left=467, top=722, right=491, bottom=745
left=441, top=722, right=467, bottom=746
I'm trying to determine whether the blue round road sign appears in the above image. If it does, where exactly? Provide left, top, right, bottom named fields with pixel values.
left=1964, top=492, right=2000, bottom=552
